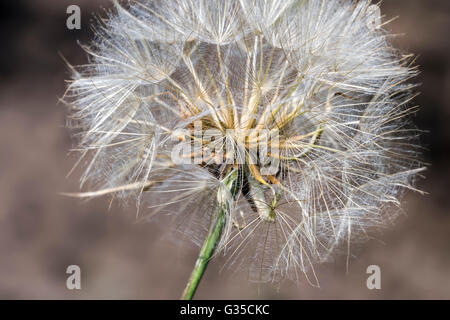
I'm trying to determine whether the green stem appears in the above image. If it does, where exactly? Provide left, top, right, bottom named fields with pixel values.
left=181, top=169, right=239, bottom=300
left=180, top=206, right=226, bottom=300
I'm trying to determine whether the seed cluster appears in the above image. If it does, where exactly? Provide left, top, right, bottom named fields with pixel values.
left=65, top=0, right=424, bottom=285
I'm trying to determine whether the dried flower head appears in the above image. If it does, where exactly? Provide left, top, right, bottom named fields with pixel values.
left=64, top=0, right=425, bottom=288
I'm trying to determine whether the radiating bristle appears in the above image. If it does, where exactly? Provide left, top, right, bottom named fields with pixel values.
left=64, top=0, right=424, bottom=285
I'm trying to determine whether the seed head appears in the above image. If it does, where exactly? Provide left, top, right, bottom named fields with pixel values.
left=64, top=0, right=425, bottom=285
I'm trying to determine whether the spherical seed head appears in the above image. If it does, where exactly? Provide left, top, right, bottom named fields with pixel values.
left=65, top=0, right=425, bottom=285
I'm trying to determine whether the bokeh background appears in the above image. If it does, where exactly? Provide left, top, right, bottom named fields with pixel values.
left=0, top=0, right=449, bottom=299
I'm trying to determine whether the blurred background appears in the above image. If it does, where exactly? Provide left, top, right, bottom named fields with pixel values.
left=0, top=0, right=449, bottom=299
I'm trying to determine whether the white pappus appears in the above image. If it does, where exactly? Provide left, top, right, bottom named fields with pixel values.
left=63, top=0, right=425, bottom=286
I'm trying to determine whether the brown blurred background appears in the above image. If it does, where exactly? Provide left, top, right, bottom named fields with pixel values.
left=0, top=0, right=449, bottom=299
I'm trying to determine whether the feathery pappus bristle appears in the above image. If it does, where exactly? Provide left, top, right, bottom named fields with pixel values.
left=64, top=0, right=425, bottom=286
